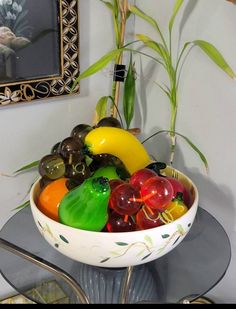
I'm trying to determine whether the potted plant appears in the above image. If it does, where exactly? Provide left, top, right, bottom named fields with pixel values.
left=73, top=0, right=235, bottom=169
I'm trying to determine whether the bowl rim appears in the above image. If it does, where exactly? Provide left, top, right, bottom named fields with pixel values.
left=30, top=167, right=199, bottom=237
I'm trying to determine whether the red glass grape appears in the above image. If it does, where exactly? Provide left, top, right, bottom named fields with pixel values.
left=140, top=176, right=174, bottom=211
left=109, top=183, right=142, bottom=216
left=129, top=168, right=157, bottom=191
left=109, top=179, right=125, bottom=191
left=106, top=212, right=136, bottom=232
left=166, top=176, right=190, bottom=206
left=136, top=206, right=164, bottom=230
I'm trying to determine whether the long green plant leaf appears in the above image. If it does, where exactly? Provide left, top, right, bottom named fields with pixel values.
left=100, top=0, right=113, bottom=11
left=142, top=130, right=208, bottom=171
left=72, top=49, right=123, bottom=90
left=95, top=96, right=110, bottom=121
left=136, top=34, right=168, bottom=61
left=123, top=54, right=136, bottom=129
left=193, top=40, right=236, bottom=79
left=169, top=0, right=184, bottom=33
left=12, top=200, right=30, bottom=211
left=14, top=160, right=39, bottom=174
left=100, top=0, right=120, bottom=47
left=129, top=5, right=167, bottom=49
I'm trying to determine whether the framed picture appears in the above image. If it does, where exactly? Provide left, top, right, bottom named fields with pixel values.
left=0, top=0, right=79, bottom=107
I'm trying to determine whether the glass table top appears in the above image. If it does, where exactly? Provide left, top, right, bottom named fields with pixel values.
left=0, top=206, right=231, bottom=304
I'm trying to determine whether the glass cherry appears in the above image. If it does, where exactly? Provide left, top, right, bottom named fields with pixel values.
left=136, top=206, right=164, bottom=230
left=109, top=183, right=142, bottom=216
left=140, top=176, right=174, bottom=211
left=106, top=212, right=136, bottom=232
left=129, top=168, right=157, bottom=191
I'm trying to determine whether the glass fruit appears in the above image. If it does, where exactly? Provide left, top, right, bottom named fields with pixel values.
left=140, top=176, right=174, bottom=211
left=96, top=117, right=121, bottom=128
left=92, top=165, right=120, bottom=181
left=129, top=168, right=157, bottom=191
left=59, top=137, right=84, bottom=164
left=59, top=177, right=111, bottom=231
left=166, top=176, right=190, bottom=206
left=136, top=206, right=164, bottom=230
left=38, top=178, right=69, bottom=222
left=109, top=179, right=125, bottom=191
left=65, top=162, right=91, bottom=184
left=51, top=142, right=61, bottom=154
left=106, top=212, right=136, bottom=232
left=109, top=183, right=142, bottom=216
left=39, top=154, right=66, bottom=180
left=165, top=192, right=188, bottom=220
left=70, top=124, right=93, bottom=142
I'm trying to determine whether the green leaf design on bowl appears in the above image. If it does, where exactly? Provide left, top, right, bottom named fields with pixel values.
left=59, top=235, right=69, bottom=244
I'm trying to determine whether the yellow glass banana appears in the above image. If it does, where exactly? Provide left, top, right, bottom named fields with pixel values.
left=84, top=127, right=153, bottom=174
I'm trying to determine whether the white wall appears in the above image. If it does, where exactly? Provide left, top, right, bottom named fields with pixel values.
left=0, top=0, right=235, bottom=303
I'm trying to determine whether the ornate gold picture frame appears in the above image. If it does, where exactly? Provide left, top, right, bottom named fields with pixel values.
left=0, top=0, right=79, bottom=107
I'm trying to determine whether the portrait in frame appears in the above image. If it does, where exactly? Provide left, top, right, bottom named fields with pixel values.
left=0, top=0, right=79, bottom=106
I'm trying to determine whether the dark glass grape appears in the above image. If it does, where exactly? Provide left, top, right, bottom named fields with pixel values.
left=51, top=142, right=61, bottom=154
left=66, top=178, right=81, bottom=190
left=39, top=176, right=53, bottom=190
left=65, top=162, right=91, bottom=183
left=59, top=137, right=84, bottom=164
left=96, top=117, right=121, bottom=128
left=70, top=124, right=93, bottom=142
left=106, top=212, right=136, bottom=232
left=39, top=154, right=66, bottom=180
left=89, top=153, right=125, bottom=172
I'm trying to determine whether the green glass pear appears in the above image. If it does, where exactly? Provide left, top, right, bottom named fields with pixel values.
left=59, top=177, right=110, bottom=231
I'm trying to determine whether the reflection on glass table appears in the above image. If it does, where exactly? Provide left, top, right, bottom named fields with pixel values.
left=0, top=206, right=231, bottom=304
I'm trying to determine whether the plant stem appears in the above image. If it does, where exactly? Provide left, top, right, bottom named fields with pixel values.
left=112, top=0, right=128, bottom=118
left=170, top=103, right=177, bottom=165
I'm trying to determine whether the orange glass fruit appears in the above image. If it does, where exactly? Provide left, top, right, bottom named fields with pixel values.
left=38, top=178, right=69, bottom=222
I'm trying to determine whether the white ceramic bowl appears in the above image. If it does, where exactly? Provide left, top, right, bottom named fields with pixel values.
left=30, top=166, right=199, bottom=268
